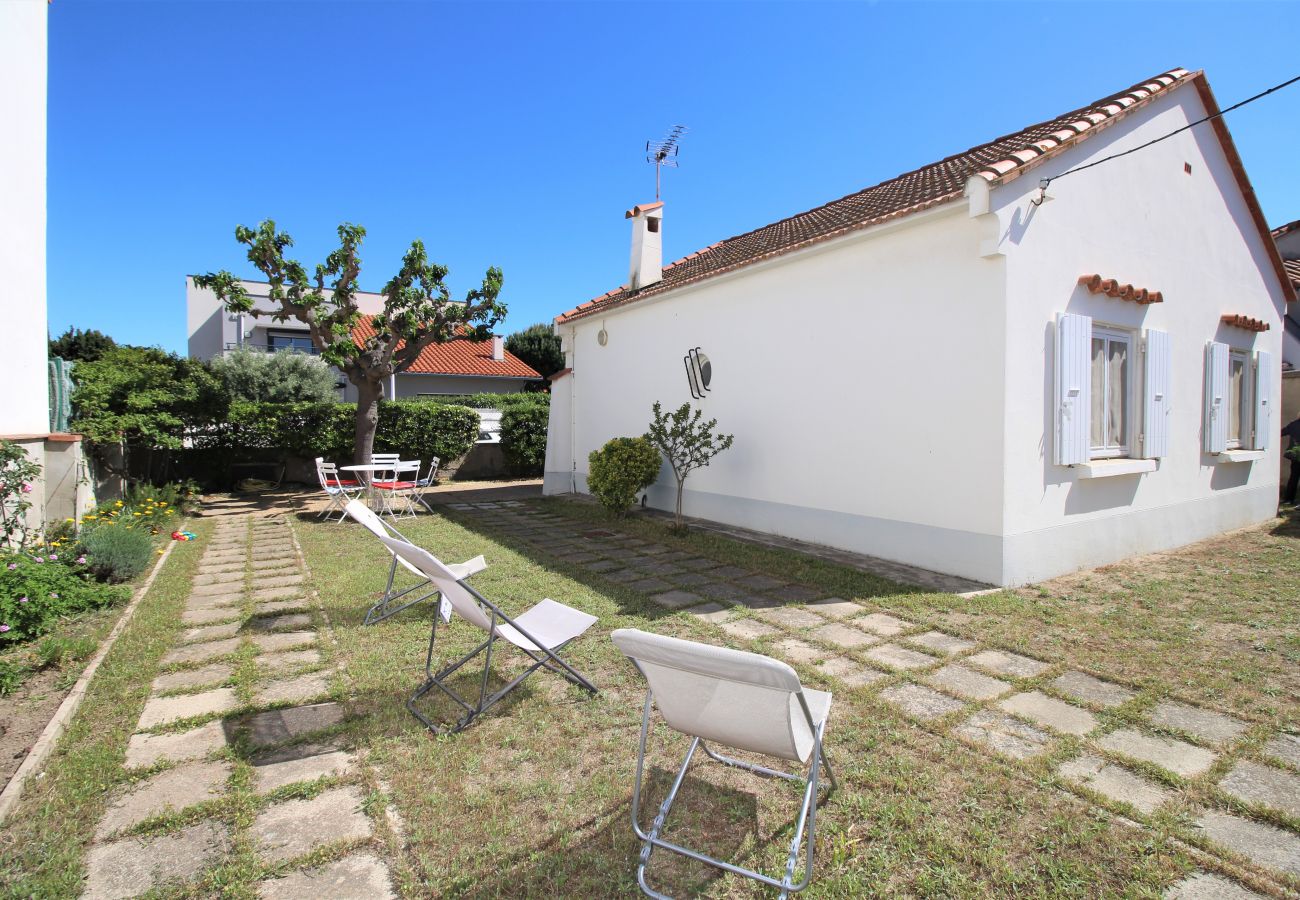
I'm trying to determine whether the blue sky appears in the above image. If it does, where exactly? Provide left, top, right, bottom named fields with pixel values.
left=47, top=1, right=1300, bottom=352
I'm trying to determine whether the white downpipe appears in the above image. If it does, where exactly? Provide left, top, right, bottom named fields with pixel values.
left=569, top=326, right=578, bottom=494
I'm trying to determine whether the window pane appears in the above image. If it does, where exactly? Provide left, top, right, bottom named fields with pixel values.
left=1108, top=338, right=1128, bottom=450
left=1229, top=356, right=1244, bottom=443
left=1090, top=337, right=1106, bottom=449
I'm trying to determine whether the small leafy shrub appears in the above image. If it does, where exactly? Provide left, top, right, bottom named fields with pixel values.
left=211, top=346, right=339, bottom=404
left=0, top=657, right=28, bottom=695
left=587, top=437, right=663, bottom=515
left=79, top=492, right=176, bottom=536
left=1, top=440, right=43, bottom=551
left=83, top=525, right=153, bottom=583
left=36, top=633, right=98, bottom=669
left=1, top=553, right=127, bottom=645
left=501, top=404, right=550, bottom=475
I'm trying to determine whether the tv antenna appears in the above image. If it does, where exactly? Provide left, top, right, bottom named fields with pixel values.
left=646, top=124, right=687, bottom=200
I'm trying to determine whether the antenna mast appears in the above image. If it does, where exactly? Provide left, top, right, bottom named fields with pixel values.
left=645, top=124, right=687, bottom=200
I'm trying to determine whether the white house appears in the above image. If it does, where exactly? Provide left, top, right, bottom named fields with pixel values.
left=545, top=68, right=1295, bottom=587
left=1274, top=220, right=1300, bottom=368
left=186, top=277, right=539, bottom=398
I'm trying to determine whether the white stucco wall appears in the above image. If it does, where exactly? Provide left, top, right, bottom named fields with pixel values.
left=1, top=0, right=50, bottom=437
left=548, top=205, right=1009, bottom=583
left=988, top=84, right=1289, bottom=584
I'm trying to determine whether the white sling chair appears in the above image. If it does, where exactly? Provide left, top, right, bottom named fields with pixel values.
left=610, top=628, right=837, bottom=900
left=379, top=535, right=599, bottom=734
left=344, top=499, right=485, bottom=625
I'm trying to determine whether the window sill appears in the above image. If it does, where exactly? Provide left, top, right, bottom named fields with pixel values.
left=1076, top=458, right=1158, bottom=478
left=1216, top=449, right=1265, bottom=463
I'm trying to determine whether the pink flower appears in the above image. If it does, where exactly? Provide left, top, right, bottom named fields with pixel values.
left=5, top=563, right=15, bottom=570
left=49, top=554, right=58, bottom=561
left=33, top=556, right=43, bottom=563
left=49, top=592, right=58, bottom=599
left=19, top=597, right=28, bottom=604
left=20, top=484, right=32, bottom=494
left=76, top=556, right=86, bottom=565
left=0, top=625, right=10, bottom=633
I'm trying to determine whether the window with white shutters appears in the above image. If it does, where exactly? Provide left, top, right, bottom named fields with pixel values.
left=1089, top=326, right=1133, bottom=458
left=1203, top=342, right=1230, bottom=454
left=1141, top=329, right=1171, bottom=459
left=1251, top=350, right=1272, bottom=451
left=1054, top=314, right=1091, bottom=466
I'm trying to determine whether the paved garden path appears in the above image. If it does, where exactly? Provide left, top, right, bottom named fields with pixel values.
left=80, top=514, right=401, bottom=899
left=450, top=500, right=1300, bottom=899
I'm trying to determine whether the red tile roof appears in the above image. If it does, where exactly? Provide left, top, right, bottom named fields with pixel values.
left=558, top=68, right=1295, bottom=324
left=351, top=317, right=540, bottom=379
left=1273, top=219, right=1300, bottom=239
left=1284, top=259, right=1300, bottom=290
left=1220, top=314, right=1271, bottom=332
left=1077, top=274, right=1163, bottom=305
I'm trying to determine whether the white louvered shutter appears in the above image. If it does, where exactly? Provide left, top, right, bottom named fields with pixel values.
left=1142, top=329, right=1171, bottom=459
left=1055, top=313, right=1092, bottom=466
left=1252, top=349, right=1272, bottom=450
left=1203, top=341, right=1229, bottom=454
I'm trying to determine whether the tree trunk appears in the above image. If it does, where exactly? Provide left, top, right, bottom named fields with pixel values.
left=675, top=477, right=686, bottom=529
left=354, top=378, right=383, bottom=464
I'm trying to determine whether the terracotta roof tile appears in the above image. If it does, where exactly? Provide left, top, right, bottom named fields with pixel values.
left=351, top=317, right=540, bottom=379
left=1284, top=258, right=1300, bottom=289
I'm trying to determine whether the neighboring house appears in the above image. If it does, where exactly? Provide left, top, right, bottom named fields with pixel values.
left=545, top=68, right=1295, bottom=587
left=0, top=0, right=93, bottom=535
left=186, top=278, right=539, bottom=399
left=1273, top=219, right=1300, bottom=369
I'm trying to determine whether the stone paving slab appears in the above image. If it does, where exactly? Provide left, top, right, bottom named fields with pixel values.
left=881, top=683, right=966, bottom=721
left=735, top=574, right=785, bottom=591
left=193, top=570, right=244, bottom=587
left=774, top=638, right=823, bottom=664
left=258, top=648, right=324, bottom=673
left=253, top=743, right=356, bottom=793
left=151, top=663, right=234, bottom=694
left=999, top=691, right=1097, bottom=736
left=856, top=613, right=914, bottom=637
left=685, top=602, right=734, bottom=623
left=252, top=557, right=299, bottom=572
left=1096, top=728, right=1218, bottom=779
left=1148, top=701, right=1249, bottom=748
left=956, top=709, right=1053, bottom=760
left=865, top=643, right=939, bottom=672
left=240, top=702, right=347, bottom=749
left=928, top=664, right=1013, bottom=701
left=1050, top=671, right=1135, bottom=709
left=196, top=562, right=245, bottom=576
left=906, top=631, right=976, bottom=656
left=1164, top=872, right=1264, bottom=899
left=807, top=598, right=864, bottom=619
left=96, top=760, right=233, bottom=839
left=251, top=631, right=317, bottom=653
left=125, top=720, right=228, bottom=769
left=181, top=622, right=243, bottom=645
left=1217, top=760, right=1300, bottom=817
left=251, top=574, right=306, bottom=590
left=251, top=785, right=373, bottom=863
left=83, top=820, right=230, bottom=900
left=651, top=590, right=703, bottom=609
left=191, top=581, right=249, bottom=598
left=755, top=606, right=824, bottom=629
left=629, top=577, right=674, bottom=594
left=1196, top=810, right=1300, bottom=876
left=255, top=598, right=313, bottom=615
left=185, top=591, right=244, bottom=611
left=161, top=637, right=243, bottom=667
left=695, top=582, right=748, bottom=601
left=814, top=656, right=887, bottom=688
left=249, top=613, right=314, bottom=632
left=967, top=649, right=1051, bottom=679
left=256, top=672, right=332, bottom=707
left=811, top=622, right=879, bottom=650
left=782, top=585, right=825, bottom=603
left=732, top=593, right=781, bottom=609
left=257, top=852, right=397, bottom=899
left=1058, top=753, right=1171, bottom=814
left=137, top=687, right=239, bottom=730
left=1262, top=734, right=1300, bottom=770
left=182, top=606, right=242, bottom=626
left=718, top=618, right=779, bottom=641
left=255, top=586, right=309, bottom=601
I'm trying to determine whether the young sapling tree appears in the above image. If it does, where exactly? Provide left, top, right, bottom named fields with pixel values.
left=645, top=401, right=734, bottom=531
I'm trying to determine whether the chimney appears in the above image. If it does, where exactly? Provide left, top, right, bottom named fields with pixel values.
left=491, top=334, right=504, bottom=362
left=626, top=201, right=664, bottom=291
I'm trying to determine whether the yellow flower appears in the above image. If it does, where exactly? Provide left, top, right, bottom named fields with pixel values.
left=114, top=501, right=123, bottom=507
left=133, top=512, right=142, bottom=517
left=65, top=517, right=74, bottom=523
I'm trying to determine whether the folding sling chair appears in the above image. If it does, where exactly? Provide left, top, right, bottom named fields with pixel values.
left=610, top=628, right=837, bottom=900
left=379, top=535, right=600, bottom=734
left=315, top=458, right=363, bottom=523
left=343, top=499, right=486, bottom=625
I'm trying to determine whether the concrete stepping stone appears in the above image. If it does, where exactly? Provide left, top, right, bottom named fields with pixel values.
left=807, top=598, right=864, bottom=619
left=1196, top=810, right=1300, bottom=877
left=181, top=622, right=242, bottom=645
left=710, top=565, right=749, bottom=579
left=240, top=702, right=347, bottom=749
left=256, top=672, right=332, bottom=707
left=999, top=691, right=1097, bottom=736
left=256, top=598, right=312, bottom=616
left=880, top=683, right=966, bottom=721
left=856, top=613, right=914, bottom=637
left=160, top=638, right=243, bottom=668
left=1262, top=734, right=1300, bottom=770
left=582, top=559, right=620, bottom=573
left=781, top=585, right=825, bottom=603
left=956, top=709, right=1053, bottom=760
left=928, top=664, right=1012, bottom=701
left=125, top=720, right=228, bottom=768
left=1058, top=753, right=1171, bottom=814
left=252, top=631, right=317, bottom=653
left=1163, top=872, right=1264, bottom=899
left=95, top=759, right=232, bottom=838
left=182, top=607, right=241, bottom=626
left=137, top=687, right=239, bottom=730
left=186, top=592, right=244, bottom=611
left=865, top=643, right=938, bottom=672
left=193, top=571, right=244, bottom=587
left=967, top=649, right=1050, bottom=679
left=256, top=586, right=308, bottom=601
left=651, top=590, right=704, bottom=610
left=151, top=663, right=234, bottom=694
left=814, top=656, right=887, bottom=687
left=1148, top=701, right=1249, bottom=748
left=191, top=581, right=249, bottom=598
left=676, top=557, right=714, bottom=571
left=196, top=562, right=245, bottom=576
left=685, top=603, right=733, bottom=623
left=718, top=619, right=778, bottom=641
left=811, top=622, right=879, bottom=650
left=249, top=613, right=314, bottom=632
left=735, top=573, right=785, bottom=591
left=252, top=558, right=298, bottom=572
left=257, top=852, right=396, bottom=899
left=773, top=637, right=822, bottom=664
left=755, top=606, right=824, bottom=629
left=252, top=574, right=305, bottom=590
left=1050, top=671, right=1135, bottom=709
left=252, top=553, right=297, bottom=566
left=695, top=582, right=747, bottom=600
left=733, top=593, right=782, bottom=609
left=906, top=631, right=976, bottom=656
left=1096, top=728, right=1218, bottom=779
left=83, top=820, right=229, bottom=900
left=1218, top=760, right=1300, bottom=817
left=258, top=649, right=323, bottom=673
left=251, top=785, right=373, bottom=863
left=252, top=742, right=356, bottom=793
left=630, top=577, right=674, bottom=594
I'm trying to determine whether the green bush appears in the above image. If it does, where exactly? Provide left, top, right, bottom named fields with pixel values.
left=397, top=392, right=549, bottom=410
left=501, top=405, right=549, bottom=475
left=376, top=402, right=480, bottom=467
left=1, top=553, right=128, bottom=646
left=211, top=347, right=339, bottom=403
left=83, top=525, right=154, bottom=583
left=0, top=657, right=28, bottom=695
left=587, top=437, right=662, bottom=515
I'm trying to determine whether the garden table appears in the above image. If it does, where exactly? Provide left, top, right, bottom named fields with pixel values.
left=340, top=461, right=420, bottom=517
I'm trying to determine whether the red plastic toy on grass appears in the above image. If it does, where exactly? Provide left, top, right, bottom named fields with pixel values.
left=171, top=531, right=196, bottom=541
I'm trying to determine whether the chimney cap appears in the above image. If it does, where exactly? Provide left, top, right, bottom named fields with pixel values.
left=625, top=201, right=664, bottom=219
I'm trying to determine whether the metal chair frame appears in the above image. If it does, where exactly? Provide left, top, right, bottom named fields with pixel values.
left=345, top=509, right=441, bottom=626
left=315, top=458, right=363, bottom=523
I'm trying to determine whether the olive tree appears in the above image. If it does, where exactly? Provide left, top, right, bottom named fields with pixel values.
left=195, top=220, right=505, bottom=462
left=645, top=401, right=734, bottom=530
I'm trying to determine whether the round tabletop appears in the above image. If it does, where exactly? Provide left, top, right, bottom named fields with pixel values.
left=340, top=461, right=419, bottom=471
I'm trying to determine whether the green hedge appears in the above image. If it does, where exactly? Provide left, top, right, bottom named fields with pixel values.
left=501, top=405, right=549, bottom=475
left=400, top=392, right=549, bottom=410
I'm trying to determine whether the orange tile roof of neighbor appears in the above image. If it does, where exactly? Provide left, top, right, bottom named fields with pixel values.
left=350, top=317, right=540, bottom=379
left=558, top=68, right=1295, bottom=324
